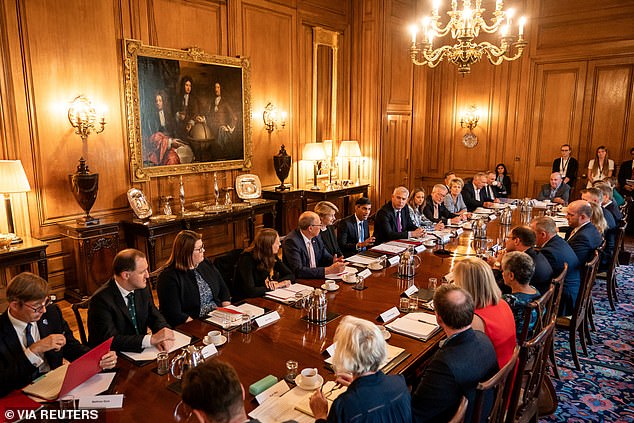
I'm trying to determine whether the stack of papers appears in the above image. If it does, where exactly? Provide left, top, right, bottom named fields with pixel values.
left=371, top=243, right=407, bottom=254
left=264, top=283, right=314, bottom=304
left=346, top=254, right=379, bottom=265
left=120, top=331, right=191, bottom=362
left=473, top=207, right=495, bottom=214
left=207, top=303, right=266, bottom=328
left=385, top=312, right=441, bottom=341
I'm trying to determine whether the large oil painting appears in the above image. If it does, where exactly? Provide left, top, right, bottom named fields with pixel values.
left=123, top=39, right=252, bottom=181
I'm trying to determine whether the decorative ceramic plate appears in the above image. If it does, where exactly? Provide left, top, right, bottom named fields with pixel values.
left=127, top=188, right=152, bottom=219
left=236, top=174, right=262, bottom=199
left=462, top=132, right=478, bottom=148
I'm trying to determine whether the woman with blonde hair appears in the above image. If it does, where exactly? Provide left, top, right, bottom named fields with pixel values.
left=453, top=257, right=516, bottom=368
left=234, top=228, right=295, bottom=299
left=314, top=201, right=343, bottom=257
left=309, top=316, right=411, bottom=422
left=408, top=188, right=437, bottom=229
left=444, top=178, right=468, bottom=215
left=588, top=201, right=608, bottom=234
left=157, top=230, right=231, bottom=326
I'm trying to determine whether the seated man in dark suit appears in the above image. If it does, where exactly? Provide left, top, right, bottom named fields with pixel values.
left=411, top=285, right=498, bottom=422
left=581, top=188, right=615, bottom=270
left=531, top=217, right=581, bottom=316
left=422, top=184, right=461, bottom=225
left=461, top=172, right=495, bottom=212
left=536, top=172, right=570, bottom=205
left=596, top=183, right=623, bottom=223
left=373, top=186, right=424, bottom=244
left=617, top=147, right=634, bottom=195
left=283, top=211, right=345, bottom=279
left=0, top=272, right=117, bottom=397
left=337, top=197, right=375, bottom=257
left=88, top=249, right=175, bottom=353
left=565, top=200, right=604, bottom=265
left=488, top=225, right=553, bottom=295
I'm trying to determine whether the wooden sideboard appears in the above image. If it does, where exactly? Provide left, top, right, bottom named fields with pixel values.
left=0, top=237, right=48, bottom=310
left=122, top=200, right=276, bottom=272
left=262, top=184, right=370, bottom=235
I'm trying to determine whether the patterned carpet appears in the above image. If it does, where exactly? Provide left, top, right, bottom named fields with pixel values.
left=540, top=266, right=634, bottom=422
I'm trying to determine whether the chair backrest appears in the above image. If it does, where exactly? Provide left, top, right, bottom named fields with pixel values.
left=71, top=296, right=92, bottom=345
left=213, top=248, right=244, bottom=298
left=572, top=251, right=600, bottom=331
left=449, top=396, right=469, bottom=423
left=507, top=317, right=557, bottom=423
left=607, top=221, right=627, bottom=279
left=471, top=346, right=520, bottom=423
left=549, top=263, right=567, bottom=321
left=517, top=283, right=555, bottom=345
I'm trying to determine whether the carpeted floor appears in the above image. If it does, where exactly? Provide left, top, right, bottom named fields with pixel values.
left=539, top=266, right=634, bottom=422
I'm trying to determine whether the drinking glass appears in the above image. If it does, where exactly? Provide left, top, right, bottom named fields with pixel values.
left=399, top=298, right=410, bottom=312
left=241, top=313, right=252, bottom=333
left=428, top=277, right=438, bottom=291
left=157, top=351, right=169, bottom=375
left=285, top=360, right=299, bottom=382
left=59, top=395, right=76, bottom=411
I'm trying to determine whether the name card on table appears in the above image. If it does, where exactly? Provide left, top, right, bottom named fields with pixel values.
left=388, top=256, right=400, bottom=266
left=78, top=394, right=124, bottom=409
left=201, top=343, right=218, bottom=359
left=325, top=343, right=337, bottom=357
left=402, top=285, right=419, bottom=297
left=453, top=228, right=464, bottom=236
left=378, top=307, right=400, bottom=323
left=255, top=311, right=280, bottom=327
left=443, top=272, right=454, bottom=283
left=357, top=269, right=372, bottom=279
left=414, top=245, right=426, bottom=253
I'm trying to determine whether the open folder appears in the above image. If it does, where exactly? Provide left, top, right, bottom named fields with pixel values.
left=22, top=337, right=113, bottom=401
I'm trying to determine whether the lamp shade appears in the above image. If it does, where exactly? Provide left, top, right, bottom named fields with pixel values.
left=0, top=160, right=31, bottom=193
left=337, top=140, right=362, bottom=158
left=302, top=143, right=327, bottom=161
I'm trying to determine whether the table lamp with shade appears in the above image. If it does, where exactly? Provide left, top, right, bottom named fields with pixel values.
left=337, top=140, right=362, bottom=185
left=302, top=142, right=327, bottom=191
left=0, top=160, right=31, bottom=244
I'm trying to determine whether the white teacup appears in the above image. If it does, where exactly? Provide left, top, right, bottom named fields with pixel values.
left=325, top=280, right=337, bottom=290
left=207, top=330, right=222, bottom=344
left=300, top=368, right=319, bottom=387
left=368, top=261, right=382, bottom=270
left=342, top=273, right=357, bottom=283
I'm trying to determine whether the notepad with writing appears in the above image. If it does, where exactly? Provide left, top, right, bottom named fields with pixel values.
left=385, top=312, right=441, bottom=341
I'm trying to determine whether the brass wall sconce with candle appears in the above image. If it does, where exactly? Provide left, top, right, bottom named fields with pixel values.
left=263, top=102, right=287, bottom=133
left=67, top=95, right=106, bottom=225
left=459, top=105, right=480, bottom=148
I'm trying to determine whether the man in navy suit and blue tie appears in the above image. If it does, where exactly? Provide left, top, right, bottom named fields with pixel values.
left=373, top=186, right=425, bottom=245
left=283, top=211, right=346, bottom=279
left=337, top=197, right=376, bottom=257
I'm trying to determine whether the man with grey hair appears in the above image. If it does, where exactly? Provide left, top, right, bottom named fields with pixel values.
left=412, top=285, right=498, bottom=422
left=373, top=186, right=424, bottom=244
left=537, top=172, right=570, bottom=205
left=462, top=172, right=495, bottom=211
left=283, top=211, right=345, bottom=279
left=531, top=216, right=581, bottom=315
left=565, top=200, right=603, bottom=265
left=423, top=184, right=462, bottom=225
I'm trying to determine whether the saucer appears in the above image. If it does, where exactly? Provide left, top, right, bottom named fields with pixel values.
left=295, top=374, right=324, bottom=390
left=382, top=330, right=391, bottom=340
left=203, top=335, right=227, bottom=347
left=321, top=283, right=340, bottom=292
left=368, top=264, right=383, bottom=271
left=423, top=241, right=436, bottom=247
left=342, top=276, right=357, bottom=284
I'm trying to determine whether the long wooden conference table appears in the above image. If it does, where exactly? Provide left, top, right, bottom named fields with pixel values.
left=86, top=219, right=514, bottom=421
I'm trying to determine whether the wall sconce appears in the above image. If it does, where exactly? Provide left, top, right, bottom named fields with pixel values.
left=263, top=102, right=287, bottom=133
left=459, top=105, right=480, bottom=148
left=337, top=140, right=362, bottom=185
left=303, top=143, right=327, bottom=191
left=68, top=95, right=106, bottom=225
left=0, top=160, right=31, bottom=244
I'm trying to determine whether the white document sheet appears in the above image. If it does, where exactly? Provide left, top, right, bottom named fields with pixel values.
left=65, top=373, right=116, bottom=398
left=120, top=330, right=191, bottom=361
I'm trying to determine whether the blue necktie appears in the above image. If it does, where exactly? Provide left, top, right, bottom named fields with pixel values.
left=359, top=222, right=365, bottom=243
left=25, top=323, right=35, bottom=347
left=127, top=292, right=139, bottom=335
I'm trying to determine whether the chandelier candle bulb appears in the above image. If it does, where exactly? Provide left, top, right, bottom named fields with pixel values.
left=519, top=16, right=526, bottom=38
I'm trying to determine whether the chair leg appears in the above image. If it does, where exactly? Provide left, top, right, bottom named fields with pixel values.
left=549, top=343, right=560, bottom=379
left=607, top=274, right=617, bottom=310
left=587, top=300, right=596, bottom=332
left=579, top=325, right=589, bottom=357
left=584, top=317, right=593, bottom=346
left=570, top=327, right=581, bottom=370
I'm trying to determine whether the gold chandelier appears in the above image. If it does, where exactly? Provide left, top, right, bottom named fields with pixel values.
left=408, top=0, right=527, bottom=75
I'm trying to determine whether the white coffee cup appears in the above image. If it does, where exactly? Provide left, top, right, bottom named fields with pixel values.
left=325, top=280, right=337, bottom=290
left=300, top=368, right=319, bottom=387
left=207, top=330, right=222, bottom=344
left=368, top=261, right=382, bottom=270
left=343, top=273, right=356, bottom=283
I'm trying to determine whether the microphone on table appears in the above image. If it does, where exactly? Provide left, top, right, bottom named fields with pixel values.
left=429, top=232, right=452, bottom=257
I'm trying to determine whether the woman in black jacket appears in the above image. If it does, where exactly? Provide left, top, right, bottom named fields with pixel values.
left=157, top=230, right=231, bottom=326
left=234, top=228, right=295, bottom=300
left=494, top=163, right=512, bottom=198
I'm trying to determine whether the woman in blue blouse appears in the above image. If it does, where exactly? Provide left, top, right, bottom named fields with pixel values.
left=157, top=230, right=231, bottom=326
left=501, top=251, right=541, bottom=340
left=309, top=316, right=411, bottom=422
left=444, top=178, right=468, bottom=215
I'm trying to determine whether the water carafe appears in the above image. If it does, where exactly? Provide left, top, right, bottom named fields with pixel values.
left=398, top=246, right=421, bottom=278
left=170, top=345, right=205, bottom=380
left=306, top=289, right=327, bottom=324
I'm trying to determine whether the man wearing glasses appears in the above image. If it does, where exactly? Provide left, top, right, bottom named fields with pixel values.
left=283, top=211, right=346, bottom=279
left=0, top=272, right=117, bottom=397
left=552, top=144, right=578, bottom=189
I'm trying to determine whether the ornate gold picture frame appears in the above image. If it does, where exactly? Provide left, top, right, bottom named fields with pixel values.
left=123, top=39, right=252, bottom=181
